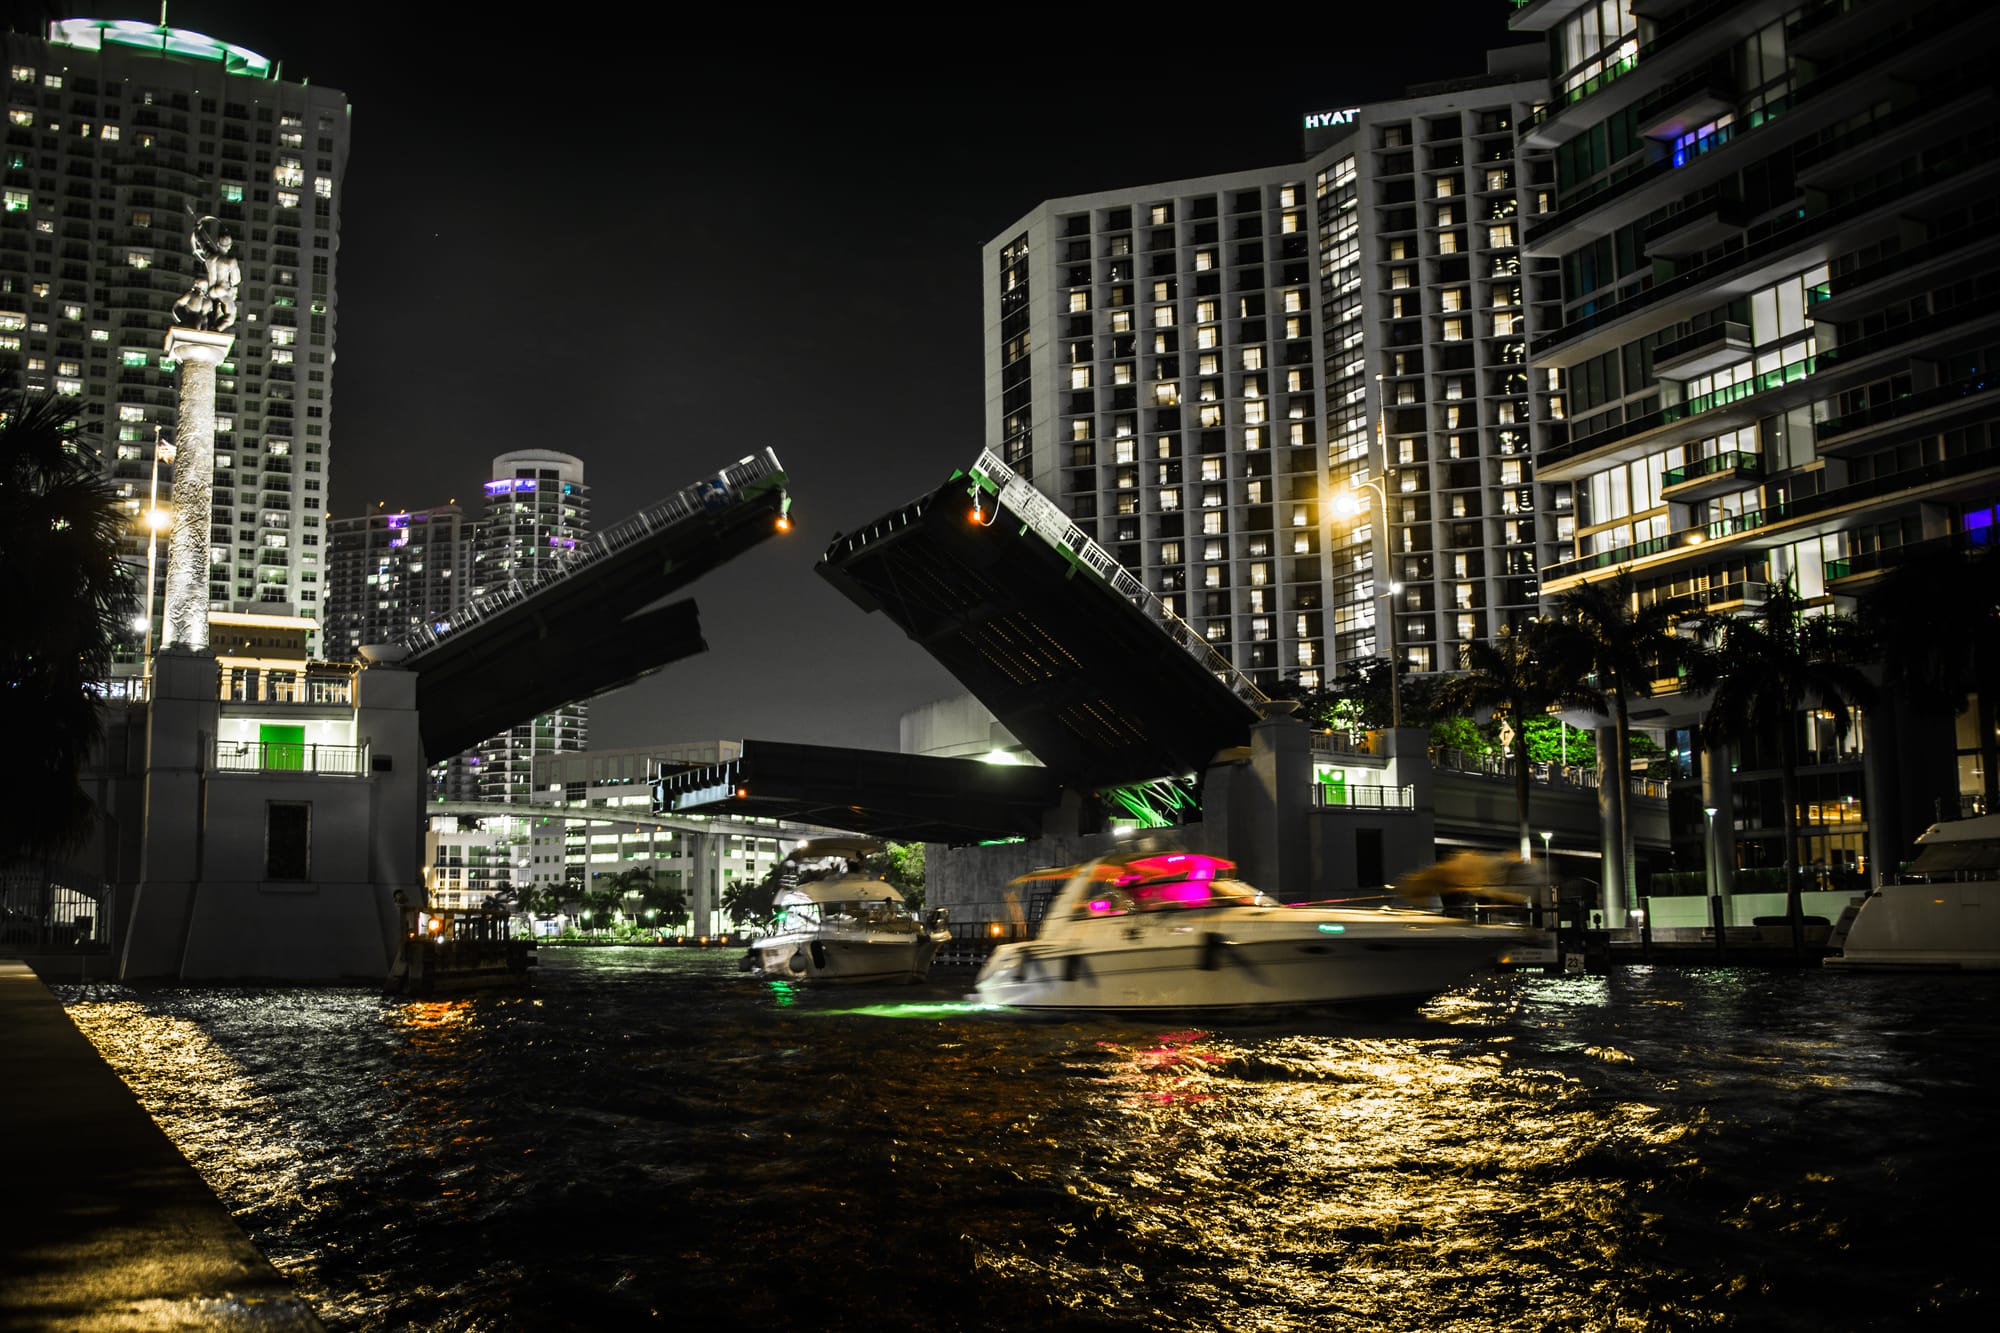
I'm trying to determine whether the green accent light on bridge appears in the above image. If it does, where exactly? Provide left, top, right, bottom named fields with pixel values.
left=1317, top=923, right=1347, bottom=934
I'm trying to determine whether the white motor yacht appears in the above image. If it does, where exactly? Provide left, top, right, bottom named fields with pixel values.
left=973, top=848, right=1529, bottom=1014
left=1825, top=813, right=2000, bottom=971
left=741, top=838, right=951, bottom=984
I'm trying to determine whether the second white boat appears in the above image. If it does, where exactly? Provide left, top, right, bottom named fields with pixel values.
left=973, top=848, right=1528, bottom=1014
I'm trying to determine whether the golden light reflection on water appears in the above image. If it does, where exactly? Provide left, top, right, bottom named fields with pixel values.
left=65, top=999, right=309, bottom=1211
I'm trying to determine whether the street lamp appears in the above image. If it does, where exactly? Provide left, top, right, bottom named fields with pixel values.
left=1704, top=805, right=1724, bottom=953
left=1338, top=476, right=1402, bottom=730
left=1540, top=830, right=1554, bottom=930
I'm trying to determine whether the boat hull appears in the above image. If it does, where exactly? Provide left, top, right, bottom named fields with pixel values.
left=973, top=916, right=1516, bottom=1013
left=1824, top=879, right=2000, bottom=971
left=745, top=932, right=948, bottom=985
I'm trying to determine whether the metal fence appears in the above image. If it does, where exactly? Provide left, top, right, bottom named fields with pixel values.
left=0, top=863, right=109, bottom=950
left=214, top=739, right=370, bottom=775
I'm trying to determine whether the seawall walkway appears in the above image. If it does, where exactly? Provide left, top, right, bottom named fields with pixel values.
left=0, top=959, right=324, bottom=1332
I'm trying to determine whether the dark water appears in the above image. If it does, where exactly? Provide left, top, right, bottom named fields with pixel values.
left=55, top=950, right=2000, bottom=1332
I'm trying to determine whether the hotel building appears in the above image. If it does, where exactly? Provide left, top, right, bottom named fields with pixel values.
left=1508, top=0, right=2000, bottom=878
left=983, top=47, right=1565, bottom=696
left=1, top=18, right=349, bottom=647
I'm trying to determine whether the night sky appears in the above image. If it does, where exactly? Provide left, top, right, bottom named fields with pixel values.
left=28, top=3, right=1532, bottom=750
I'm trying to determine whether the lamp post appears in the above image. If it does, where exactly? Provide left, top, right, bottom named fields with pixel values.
left=1540, top=829, right=1554, bottom=933
left=1339, top=474, right=1403, bottom=731
left=1704, top=805, right=1725, bottom=955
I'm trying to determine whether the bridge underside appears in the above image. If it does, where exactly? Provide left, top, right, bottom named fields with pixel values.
left=406, top=457, right=789, bottom=762
left=815, top=475, right=1258, bottom=792
left=654, top=739, right=1064, bottom=844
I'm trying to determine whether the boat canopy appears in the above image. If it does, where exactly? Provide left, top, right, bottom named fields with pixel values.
left=784, top=837, right=885, bottom=864
left=1908, top=813, right=2000, bottom=873
left=1041, top=850, right=1268, bottom=918
left=776, top=873, right=907, bottom=905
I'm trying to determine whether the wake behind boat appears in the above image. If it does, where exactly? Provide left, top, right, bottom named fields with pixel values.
left=741, top=838, right=951, bottom=984
left=973, top=848, right=1528, bottom=1014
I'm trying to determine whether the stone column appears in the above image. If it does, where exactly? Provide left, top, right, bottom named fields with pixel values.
left=159, top=327, right=234, bottom=653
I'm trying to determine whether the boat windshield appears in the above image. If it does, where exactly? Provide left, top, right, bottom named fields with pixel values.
left=1072, top=853, right=1266, bottom=916
left=781, top=899, right=918, bottom=932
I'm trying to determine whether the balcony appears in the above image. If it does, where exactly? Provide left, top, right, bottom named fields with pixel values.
left=214, top=739, right=369, bottom=776
left=1522, top=0, right=1758, bottom=149
left=1661, top=449, right=1764, bottom=503
left=1651, top=320, right=1752, bottom=379
left=1541, top=357, right=1813, bottom=479
left=1825, top=530, right=1996, bottom=591
left=1815, top=370, right=1999, bottom=454
left=1643, top=192, right=1750, bottom=259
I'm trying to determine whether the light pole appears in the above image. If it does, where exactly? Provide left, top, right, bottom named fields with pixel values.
left=1540, top=830, right=1554, bottom=932
left=1704, top=804, right=1725, bottom=954
left=1339, top=475, right=1402, bottom=731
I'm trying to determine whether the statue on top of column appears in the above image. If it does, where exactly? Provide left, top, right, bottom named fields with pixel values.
left=173, top=212, right=241, bottom=333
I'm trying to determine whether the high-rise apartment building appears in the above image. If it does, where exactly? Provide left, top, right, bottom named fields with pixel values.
left=470, top=449, right=590, bottom=803
left=1, top=18, right=349, bottom=646
left=322, top=449, right=592, bottom=804
left=323, top=503, right=472, bottom=663
left=983, top=48, right=1563, bottom=695
left=1508, top=0, right=2000, bottom=878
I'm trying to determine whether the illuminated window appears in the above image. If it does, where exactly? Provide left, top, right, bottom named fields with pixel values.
left=1199, top=354, right=1219, bottom=375
left=274, top=158, right=305, bottom=188
left=2, top=189, right=27, bottom=212
left=276, top=190, right=299, bottom=209
left=1439, top=231, right=1461, bottom=255
left=1068, top=291, right=1089, bottom=313
left=1488, top=223, right=1516, bottom=248
left=1194, top=251, right=1215, bottom=271
left=1443, top=317, right=1467, bottom=341
left=100, top=123, right=119, bottom=140
left=314, top=177, right=333, bottom=198
left=6, top=111, right=31, bottom=128
left=1070, top=366, right=1091, bottom=390
left=1280, top=212, right=1301, bottom=234
left=8, top=66, right=31, bottom=82
left=1196, top=300, right=1217, bottom=323
left=221, top=183, right=243, bottom=202
left=1111, top=310, right=1132, bottom=332
left=1435, top=177, right=1459, bottom=198
left=1153, top=305, right=1174, bottom=328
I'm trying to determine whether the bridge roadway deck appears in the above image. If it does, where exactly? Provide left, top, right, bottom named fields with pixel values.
left=0, top=960, right=324, bottom=1331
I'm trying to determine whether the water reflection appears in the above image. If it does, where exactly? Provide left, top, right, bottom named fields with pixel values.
left=56, top=956, right=2000, bottom=1331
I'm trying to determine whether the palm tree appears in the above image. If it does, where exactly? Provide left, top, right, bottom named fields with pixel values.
left=1684, top=583, right=1874, bottom=955
left=1437, top=620, right=1592, bottom=863
left=1552, top=571, right=1690, bottom=923
left=0, top=391, right=134, bottom=865
left=1858, top=540, right=2000, bottom=815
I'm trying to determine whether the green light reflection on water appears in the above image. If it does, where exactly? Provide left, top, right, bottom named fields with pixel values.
left=812, top=1000, right=1001, bottom=1019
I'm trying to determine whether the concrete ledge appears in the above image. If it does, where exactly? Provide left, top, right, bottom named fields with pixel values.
left=0, top=960, right=324, bottom=1331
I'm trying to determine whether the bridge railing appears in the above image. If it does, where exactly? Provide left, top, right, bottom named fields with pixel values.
left=394, top=449, right=785, bottom=658
left=967, top=450, right=1268, bottom=710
